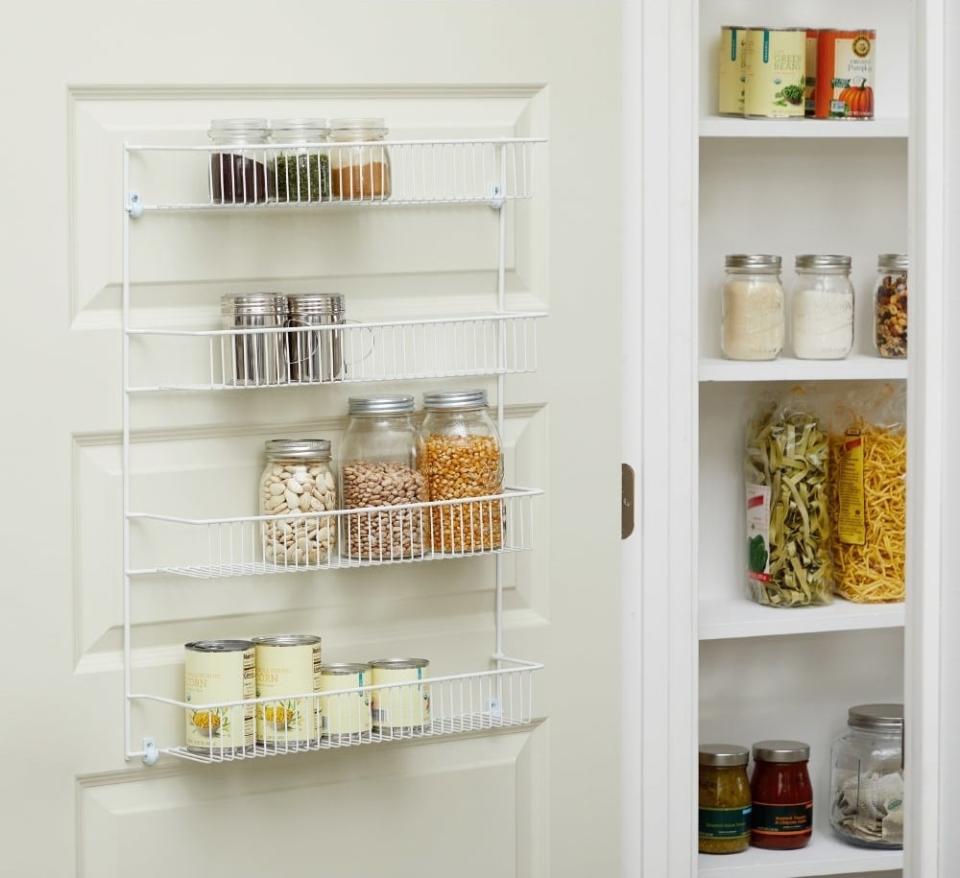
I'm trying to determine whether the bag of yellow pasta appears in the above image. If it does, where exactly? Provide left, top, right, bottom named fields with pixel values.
left=829, top=384, right=906, bottom=604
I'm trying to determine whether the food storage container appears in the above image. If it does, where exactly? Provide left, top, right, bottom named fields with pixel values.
left=721, top=255, right=785, bottom=360
left=221, top=293, right=289, bottom=386
left=259, top=439, right=337, bottom=566
left=830, top=704, right=904, bottom=849
left=319, top=663, right=372, bottom=738
left=251, top=634, right=322, bottom=747
left=791, top=254, right=854, bottom=360
left=699, top=744, right=752, bottom=855
left=269, top=118, right=330, bottom=202
left=743, top=29, right=806, bottom=118
left=340, top=396, right=427, bottom=560
left=184, top=640, right=255, bottom=755
left=287, top=293, right=346, bottom=383
left=329, top=117, right=391, bottom=200
left=875, top=254, right=908, bottom=358
left=369, top=658, right=431, bottom=734
left=420, top=389, right=504, bottom=552
left=750, top=740, right=813, bottom=850
left=208, top=118, right=272, bottom=204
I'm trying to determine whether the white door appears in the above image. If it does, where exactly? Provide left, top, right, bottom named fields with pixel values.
left=0, top=3, right=622, bottom=875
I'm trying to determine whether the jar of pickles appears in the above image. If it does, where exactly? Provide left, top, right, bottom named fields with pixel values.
left=208, top=118, right=272, bottom=204
left=875, top=254, right=908, bottom=358
left=420, top=390, right=504, bottom=553
left=699, top=744, right=752, bottom=855
left=329, top=117, right=392, bottom=201
left=259, top=439, right=337, bottom=566
left=270, top=118, right=330, bottom=202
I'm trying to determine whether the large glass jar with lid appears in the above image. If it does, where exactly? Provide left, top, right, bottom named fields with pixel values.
left=830, top=704, right=904, bottom=849
left=721, top=254, right=785, bottom=360
left=340, top=396, right=427, bottom=560
left=329, top=117, right=392, bottom=201
left=791, top=254, right=855, bottom=359
left=208, top=118, right=272, bottom=204
left=259, top=439, right=337, bottom=567
left=269, top=118, right=330, bottom=203
left=419, top=390, right=504, bottom=553
left=875, top=254, right=908, bottom=358
left=221, top=293, right=289, bottom=387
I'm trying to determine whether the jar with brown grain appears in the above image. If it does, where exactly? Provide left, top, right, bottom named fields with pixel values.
left=420, top=390, right=504, bottom=553
left=329, top=117, right=391, bottom=201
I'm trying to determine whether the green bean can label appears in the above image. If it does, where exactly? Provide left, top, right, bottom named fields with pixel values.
left=699, top=805, right=752, bottom=840
left=751, top=801, right=813, bottom=836
left=746, top=484, right=771, bottom=583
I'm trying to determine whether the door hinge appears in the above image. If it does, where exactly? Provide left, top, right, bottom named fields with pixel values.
left=622, top=463, right=635, bottom=539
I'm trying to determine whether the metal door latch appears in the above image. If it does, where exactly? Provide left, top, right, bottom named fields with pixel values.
left=622, top=463, right=635, bottom=539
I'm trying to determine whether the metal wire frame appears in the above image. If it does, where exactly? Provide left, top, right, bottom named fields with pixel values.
left=126, top=312, right=544, bottom=392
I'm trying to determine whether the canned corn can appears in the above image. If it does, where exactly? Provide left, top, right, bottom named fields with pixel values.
left=743, top=28, right=806, bottom=118
left=718, top=26, right=748, bottom=116
left=184, top=640, right=255, bottom=755
left=252, top=634, right=322, bottom=746
left=319, top=662, right=372, bottom=739
left=369, top=658, right=431, bottom=733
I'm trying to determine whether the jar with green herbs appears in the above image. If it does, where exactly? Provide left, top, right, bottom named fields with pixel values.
left=699, top=744, right=752, bottom=855
left=270, top=118, right=330, bottom=203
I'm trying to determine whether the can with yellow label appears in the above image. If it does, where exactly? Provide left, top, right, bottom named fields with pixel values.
left=743, top=28, right=807, bottom=119
left=718, top=26, right=748, bottom=116
left=252, top=634, right=322, bottom=747
left=319, top=662, right=372, bottom=739
left=369, top=658, right=431, bottom=734
left=184, top=640, right=255, bottom=755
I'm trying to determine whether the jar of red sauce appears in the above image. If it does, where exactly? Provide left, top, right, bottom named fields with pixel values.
left=750, top=740, right=813, bottom=850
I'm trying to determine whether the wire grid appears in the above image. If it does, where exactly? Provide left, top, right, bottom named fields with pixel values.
left=128, top=487, right=540, bottom=578
left=126, top=312, right=543, bottom=392
left=128, top=138, right=541, bottom=210
left=147, top=660, right=540, bottom=764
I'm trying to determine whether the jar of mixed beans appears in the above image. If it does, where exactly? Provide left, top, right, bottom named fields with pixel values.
left=874, top=254, right=908, bottom=359
left=750, top=740, right=813, bottom=850
left=699, top=744, right=752, bottom=855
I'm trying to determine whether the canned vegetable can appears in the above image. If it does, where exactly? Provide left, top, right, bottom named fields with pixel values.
left=184, top=640, right=255, bottom=755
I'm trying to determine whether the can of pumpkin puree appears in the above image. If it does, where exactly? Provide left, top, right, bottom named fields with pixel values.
left=718, top=26, right=748, bottom=115
left=319, top=662, right=373, bottom=739
left=369, top=658, right=431, bottom=734
left=251, top=634, right=322, bottom=747
left=743, top=28, right=807, bottom=118
left=184, top=640, right=255, bottom=755
left=815, top=30, right=875, bottom=119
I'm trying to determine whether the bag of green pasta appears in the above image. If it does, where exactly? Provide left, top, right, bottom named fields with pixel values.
left=744, top=388, right=833, bottom=607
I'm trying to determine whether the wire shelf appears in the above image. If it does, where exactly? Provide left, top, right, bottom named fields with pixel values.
left=128, top=487, right=541, bottom=578
left=126, top=312, right=544, bottom=392
left=126, top=138, right=543, bottom=211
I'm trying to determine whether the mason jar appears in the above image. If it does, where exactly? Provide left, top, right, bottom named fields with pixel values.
left=721, top=254, right=785, bottom=360
left=875, top=254, right=908, bottom=359
left=259, top=439, right=337, bottom=567
left=208, top=118, right=272, bottom=204
left=340, top=396, right=427, bottom=560
left=221, top=293, right=289, bottom=386
left=791, top=255, right=855, bottom=359
left=329, top=117, right=392, bottom=201
left=269, top=118, right=330, bottom=202
left=420, top=390, right=504, bottom=553
left=830, top=704, right=904, bottom=849
left=287, top=293, right=346, bottom=384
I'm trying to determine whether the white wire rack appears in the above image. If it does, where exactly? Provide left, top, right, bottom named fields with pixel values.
left=126, top=312, right=544, bottom=392
left=128, top=487, right=540, bottom=578
left=126, top=138, right=542, bottom=211
left=132, top=658, right=541, bottom=764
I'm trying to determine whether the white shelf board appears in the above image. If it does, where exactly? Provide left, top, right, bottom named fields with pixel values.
left=699, top=596, right=905, bottom=641
left=698, top=831, right=902, bottom=877
left=700, top=117, right=908, bottom=139
left=699, top=355, right=908, bottom=383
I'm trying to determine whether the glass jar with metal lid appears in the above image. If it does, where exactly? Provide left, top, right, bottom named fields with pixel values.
left=791, top=254, right=855, bottom=360
left=208, top=118, right=272, bottom=204
left=830, top=704, right=904, bottom=849
left=329, top=117, right=391, bottom=201
left=221, top=293, right=289, bottom=386
left=340, top=395, right=427, bottom=560
left=750, top=740, right=813, bottom=850
left=287, top=293, right=346, bottom=384
left=269, top=118, right=330, bottom=203
left=875, top=254, right=908, bottom=358
left=721, top=255, right=785, bottom=360
left=259, top=439, right=337, bottom=567
left=699, top=744, right=752, bottom=855
left=419, top=389, right=504, bottom=553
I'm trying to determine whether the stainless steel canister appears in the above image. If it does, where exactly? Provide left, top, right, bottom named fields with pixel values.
left=287, top=293, right=346, bottom=383
left=221, top=293, right=289, bottom=386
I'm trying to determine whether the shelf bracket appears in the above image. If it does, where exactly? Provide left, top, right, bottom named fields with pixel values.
left=488, top=184, right=505, bottom=210
left=142, top=736, right=159, bottom=766
left=126, top=191, right=143, bottom=219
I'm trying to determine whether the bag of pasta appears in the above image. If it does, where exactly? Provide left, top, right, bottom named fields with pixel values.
left=829, top=383, right=906, bottom=603
left=745, top=388, right=833, bottom=607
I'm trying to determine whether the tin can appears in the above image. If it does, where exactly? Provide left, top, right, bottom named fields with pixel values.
left=718, top=26, right=748, bottom=116
left=743, top=28, right=806, bottom=119
left=804, top=29, right=819, bottom=117
left=369, top=658, right=431, bottom=734
left=319, top=662, right=372, bottom=739
left=184, top=640, right=255, bottom=755
left=815, top=30, right=875, bottom=119
left=251, top=634, right=322, bottom=747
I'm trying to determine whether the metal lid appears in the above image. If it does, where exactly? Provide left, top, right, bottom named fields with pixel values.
left=699, top=743, right=750, bottom=767
left=287, top=293, right=345, bottom=316
left=185, top=639, right=253, bottom=653
left=208, top=118, right=270, bottom=145
left=725, top=254, right=782, bottom=271
left=423, top=390, right=488, bottom=411
left=369, top=658, right=430, bottom=670
left=251, top=634, right=322, bottom=647
left=264, top=439, right=331, bottom=461
left=752, top=740, right=810, bottom=763
left=796, top=254, right=852, bottom=270
left=848, top=703, right=904, bottom=732
left=879, top=254, right=910, bottom=271
left=270, top=118, right=330, bottom=140
left=348, top=395, right=415, bottom=415
left=319, top=662, right=371, bottom=675
left=221, top=293, right=288, bottom=316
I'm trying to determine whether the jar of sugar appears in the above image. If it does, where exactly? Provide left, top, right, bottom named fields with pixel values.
left=791, top=255, right=854, bottom=360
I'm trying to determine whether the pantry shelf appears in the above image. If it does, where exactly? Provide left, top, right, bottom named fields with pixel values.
left=126, top=312, right=545, bottom=392
left=699, top=117, right=908, bottom=139
left=699, top=356, right=908, bottom=383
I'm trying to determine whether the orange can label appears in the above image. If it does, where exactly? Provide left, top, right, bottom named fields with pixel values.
left=815, top=29, right=875, bottom=119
